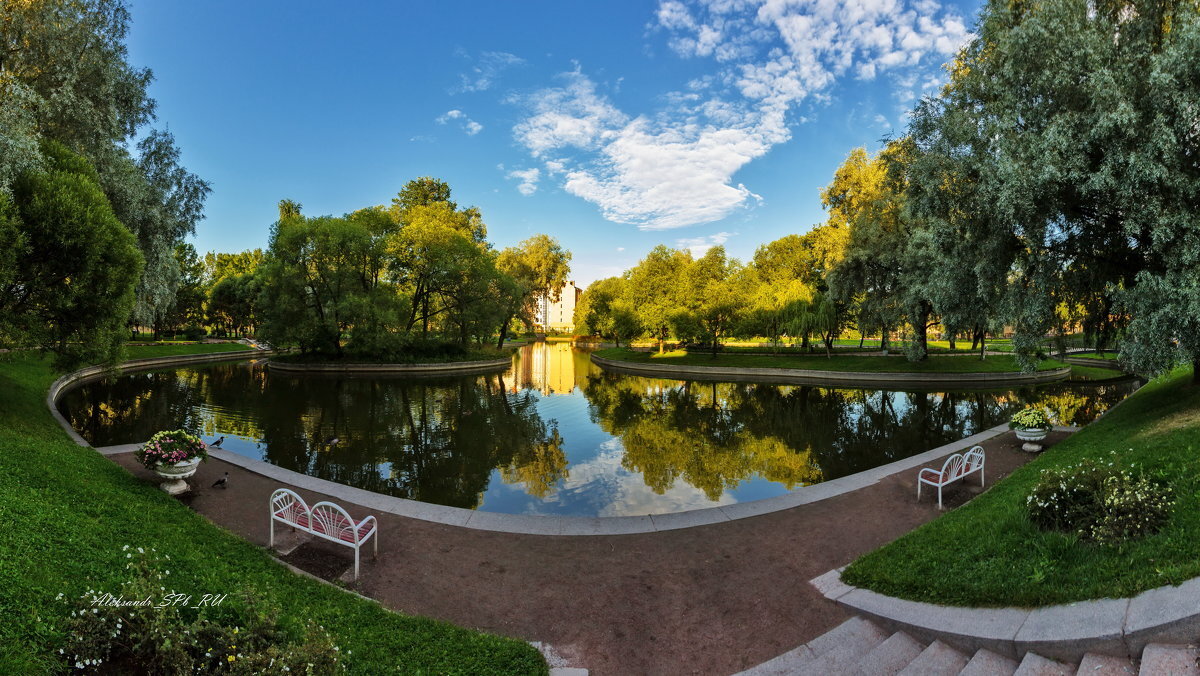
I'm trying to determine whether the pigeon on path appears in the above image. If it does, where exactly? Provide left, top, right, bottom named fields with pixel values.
left=211, top=472, right=229, bottom=489
left=211, top=436, right=225, bottom=448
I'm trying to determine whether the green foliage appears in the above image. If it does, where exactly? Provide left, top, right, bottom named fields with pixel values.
left=0, top=1, right=210, bottom=327
left=0, top=140, right=143, bottom=368
left=1026, top=458, right=1174, bottom=545
left=574, top=276, right=639, bottom=345
left=134, top=429, right=208, bottom=469
left=624, top=245, right=692, bottom=351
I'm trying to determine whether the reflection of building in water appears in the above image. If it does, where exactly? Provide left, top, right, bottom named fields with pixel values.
left=534, top=281, right=582, bottom=333
left=507, top=342, right=578, bottom=395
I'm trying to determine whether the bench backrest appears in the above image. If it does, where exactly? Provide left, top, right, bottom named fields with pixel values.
left=311, top=500, right=358, bottom=544
left=962, top=445, right=984, bottom=472
left=940, top=453, right=966, bottom=481
left=271, top=488, right=310, bottom=522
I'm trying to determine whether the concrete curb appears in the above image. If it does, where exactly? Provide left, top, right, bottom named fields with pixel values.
left=811, top=566, right=1200, bottom=662
left=266, top=357, right=511, bottom=375
left=590, top=354, right=1072, bottom=388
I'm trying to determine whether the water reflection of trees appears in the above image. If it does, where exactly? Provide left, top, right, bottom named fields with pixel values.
left=63, top=365, right=566, bottom=508
left=60, top=350, right=1140, bottom=511
left=579, top=372, right=1139, bottom=496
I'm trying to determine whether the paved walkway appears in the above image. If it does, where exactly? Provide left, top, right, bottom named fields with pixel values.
left=110, top=431, right=1064, bottom=676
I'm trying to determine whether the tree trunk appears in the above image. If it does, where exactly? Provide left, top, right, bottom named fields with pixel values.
left=495, top=312, right=513, bottom=350
left=880, top=329, right=889, bottom=353
left=978, top=332, right=987, bottom=361
left=1193, top=358, right=1200, bottom=386
left=914, top=303, right=931, bottom=361
left=859, top=334, right=865, bottom=349
left=948, top=333, right=956, bottom=350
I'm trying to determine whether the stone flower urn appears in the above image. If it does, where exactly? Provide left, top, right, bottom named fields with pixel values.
left=1015, top=426, right=1050, bottom=453
left=154, top=457, right=202, bottom=495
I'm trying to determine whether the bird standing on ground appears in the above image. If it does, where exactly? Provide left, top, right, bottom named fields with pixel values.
left=212, top=436, right=225, bottom=448
left=211, top=472, right=229, bottom=489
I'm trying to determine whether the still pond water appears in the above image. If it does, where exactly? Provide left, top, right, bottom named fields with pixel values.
left=60, top=343, right=1138, bottom=517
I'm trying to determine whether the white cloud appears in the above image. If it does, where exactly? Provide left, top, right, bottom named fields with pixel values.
left=506, top=167, right=541, bottom=196
left=436, top=109, right=483, bottom=136
left=455, top=50, right=524, bottom=93
left=511, top=0, right=970, bottom=230
left=676, top=231, right=735, bottom=256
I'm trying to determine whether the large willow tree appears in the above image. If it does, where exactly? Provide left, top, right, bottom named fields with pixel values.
left=907, top=0, right=1200, bottom=378
left=0, top=0, right=209, bottom=361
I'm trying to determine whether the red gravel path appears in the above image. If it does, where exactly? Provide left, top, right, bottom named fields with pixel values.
left=111, top=430, right=1060, bottom=676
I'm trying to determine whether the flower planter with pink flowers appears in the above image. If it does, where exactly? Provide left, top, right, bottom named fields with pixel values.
left=134, top=430, right=208, bottom=495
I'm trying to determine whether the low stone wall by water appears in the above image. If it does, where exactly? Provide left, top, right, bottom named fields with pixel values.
left=590, top=354, right=1072, bottom=388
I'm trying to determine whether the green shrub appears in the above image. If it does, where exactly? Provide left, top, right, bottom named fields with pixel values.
left=59, top=547, right=344, bottom=674
left=1026, top=457, right=1173, bottom=544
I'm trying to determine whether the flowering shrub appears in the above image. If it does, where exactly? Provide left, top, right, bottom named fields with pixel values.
left=1025, top=457, right=1174, bottom=544
left=58, top=547, right=345, bottom=674
left=134, top=430, right=208, bottom=470
left=1010, top=408, right=1051, bottom=430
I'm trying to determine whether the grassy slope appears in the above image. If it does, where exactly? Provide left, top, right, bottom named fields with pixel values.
left=0, top=350, right=546, bottom=674
left=594, top=348, right=1065, bottom=374
left=843, top=366, right=1200, bottom=607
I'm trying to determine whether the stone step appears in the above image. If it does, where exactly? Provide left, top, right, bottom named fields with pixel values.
left=805, top=616, right=889, bottom=658
left=1138, top=644, right=1200, bottom=676
left=1076, top=653, right=1136, bottom=675
left=856, top=632, right=925, bottom=676
left=799, top=634, right=889, bottom=675
left=897, top=640, right=970, bottom=676
left=1014, top=652, right=1074, bottom=676
left=735, top=644, right=814, bottom=675
left=959, top=648, right=1020, bottom=676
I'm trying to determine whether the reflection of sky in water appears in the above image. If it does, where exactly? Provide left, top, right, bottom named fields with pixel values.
left=59, top=344, right=1139, bottom=517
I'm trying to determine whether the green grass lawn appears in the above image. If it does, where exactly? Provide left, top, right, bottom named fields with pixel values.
left=0, top=352, right=546, bottom=674
left=1068, top=364, right=1127, bottom=380
left=123, top=342, right=253, bottom=360
left=594, top=348, right=1065, bottom=374
left=842, top=365, right=1200, bottom=607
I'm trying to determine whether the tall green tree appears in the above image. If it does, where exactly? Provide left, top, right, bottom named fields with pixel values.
left=625, top=245, right=691, bottom=353
left=0, top=140, right=142, bottom=366
left=494, top=235, right=572, bottom=349
left=574, top=276, right=639, bottom=346
left=905, top=0, right=1200, bottom=375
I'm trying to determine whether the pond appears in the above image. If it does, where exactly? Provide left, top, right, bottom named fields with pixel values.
left=59, top=343, right=1140, bottom=517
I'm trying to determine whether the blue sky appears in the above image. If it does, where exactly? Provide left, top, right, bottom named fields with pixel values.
left=127, top=0, right=980, bottom=288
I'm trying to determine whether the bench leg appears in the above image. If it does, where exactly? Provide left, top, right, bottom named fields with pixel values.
left=269, top=519, right=274, bottom=548
left=354, top=548, right=360, bottom=582
left=373, top=533, right=378, bottom=560
left=938, top=485, right=943, bottom=510
left=917, top=482, right=921, bottom=502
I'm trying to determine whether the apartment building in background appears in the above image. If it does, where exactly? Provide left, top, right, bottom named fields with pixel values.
left=534, top=281, right=582, bottom=334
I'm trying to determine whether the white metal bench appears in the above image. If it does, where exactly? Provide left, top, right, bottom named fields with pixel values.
left=270, top=488, right=378, bottom=580
left=917, top=446, right=985, bottom=509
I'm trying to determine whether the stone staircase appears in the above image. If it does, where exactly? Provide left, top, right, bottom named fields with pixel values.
left=739, top=616, right=1200, bottom=675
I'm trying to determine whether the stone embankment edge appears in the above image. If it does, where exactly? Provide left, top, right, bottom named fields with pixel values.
left=591, top=354, right=1072, bottom=387
left=51, top=351, right=1022, bottom=536
left=266, top=357, right=510, bottom=375
left=811, top=567, right=1200, bottom=663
